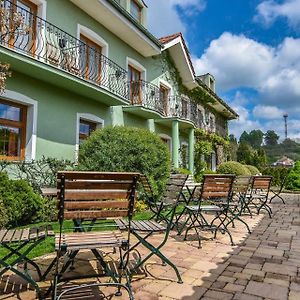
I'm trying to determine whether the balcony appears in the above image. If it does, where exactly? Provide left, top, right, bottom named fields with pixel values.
left=0, top=0, right=128, bottom=99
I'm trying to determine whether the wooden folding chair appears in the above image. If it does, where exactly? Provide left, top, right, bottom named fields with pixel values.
left=51, top=171, right=139, bottom=300
left=245, top=176, right=273, bottom=218
left=116, top=173, right=188, bottom=284
left=0, top=226, right=53, bottom=299
left=181, top=174, right=236, bottom=248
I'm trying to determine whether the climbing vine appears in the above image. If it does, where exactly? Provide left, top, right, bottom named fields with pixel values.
left=160, top=51, right=215, bottom=106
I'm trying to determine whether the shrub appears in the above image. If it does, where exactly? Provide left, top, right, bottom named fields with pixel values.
left=217, top=161, right=251, bottom=176
left=245, top=165, right=260, bottom=175
left=78, top=126, right=171, bottom=198
left=0, top=172, right=43, bottom=227
left=262, top=166, right=290, bottom=187
left=0, top=198, right=8, bottom=228
left=276, top=163, right=298, bottom=190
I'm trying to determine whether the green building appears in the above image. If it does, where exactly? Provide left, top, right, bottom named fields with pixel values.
left=0, top=0, right=238, bottom=172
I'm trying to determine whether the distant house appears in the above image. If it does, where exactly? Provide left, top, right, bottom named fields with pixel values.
left=272, top=156, right=295, bottom=167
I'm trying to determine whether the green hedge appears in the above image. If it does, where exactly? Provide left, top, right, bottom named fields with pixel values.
left=262, top=166, right=290, bottom=187
left=245, top=165, right=260, bottom=175
left=0, top=172, right=44, bottom=227
left=217, top=161, right=251, bottom=176
left=78, top=126, right=171, bottom=198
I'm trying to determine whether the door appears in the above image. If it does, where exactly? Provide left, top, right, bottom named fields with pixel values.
left=160, top=85, right=169, bottom=116
left=128, top=65, right=141, bottom=104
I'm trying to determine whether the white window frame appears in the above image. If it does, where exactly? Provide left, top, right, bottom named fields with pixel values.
left=75, top=113, right=104, bottom=160
left=2, top=90, right=38, bottom=161
left=77, top=24, right=109, bottom=58
left=126, top=57, right=146, bottom=80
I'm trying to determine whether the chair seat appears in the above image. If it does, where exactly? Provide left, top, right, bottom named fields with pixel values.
left=0, top=226, right=53, bottom=244
left=116, top=219, right=166, bottom=232
left=55, top=230, right=126, bottom=251
left=186, top=205, right=223, bottom=212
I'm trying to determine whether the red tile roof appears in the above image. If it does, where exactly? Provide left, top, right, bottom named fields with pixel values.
left=159, top=32, right=195, bottom=75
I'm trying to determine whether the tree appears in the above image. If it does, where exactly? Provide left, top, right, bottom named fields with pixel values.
left=237, top=142, right=253, bottom=165
left=252, top=148, right=267, bottom=169
left=248, top=130, right=264, bottom=149
left=239, top=131, right=249, bottom=144
left=228, top=134, right=238, bottom=161
left=265, top=130, right=279, bottom=146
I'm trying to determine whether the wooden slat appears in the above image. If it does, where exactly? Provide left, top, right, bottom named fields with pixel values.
left=47, top=225, right=54, bottom=236
left=20, top=228, right=30, bottom=242
left=64, top=200, right=129, bottom=210
left=0, top=229, right=8, bottom=242
left=62, top=190, right=130, bottom=200
left=29, top=227, right=38, bottom=240
left=60, top=181, right=133, bottom=190
left=58, top=171, right=140, bottom=181
left=2, top=229, right=15, bottom=243
left=64, top=210, right=128, bottom=220
left=10, top=229, right=23, bottom=243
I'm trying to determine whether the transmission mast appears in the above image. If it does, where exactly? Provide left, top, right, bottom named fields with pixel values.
left=283, top=114, right=288, bottom=140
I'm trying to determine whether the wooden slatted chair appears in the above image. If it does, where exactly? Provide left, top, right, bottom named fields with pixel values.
left=0, top=225, right=54, bottom=299
left=225, top=176, right=253, bottom=233
left=181, top=174, right=236, bottom=248
left=51, top=171, right=139, bottom=300
left=116, top=173, right=188, bottom=284
left=245, top=175, right=273, bottom=218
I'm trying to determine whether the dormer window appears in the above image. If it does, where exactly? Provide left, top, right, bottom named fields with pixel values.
left=130, top=0, right=142, bottom=22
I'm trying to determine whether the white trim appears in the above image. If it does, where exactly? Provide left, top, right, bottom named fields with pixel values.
left=75, top=113, right=104, bottom=161
left=77, top=24, right=109, bottom=57
left=29, top=0, right=47, bottom=19
left=126, top=57, right=147, bottom=80
left=2, top=90, right=38, bottom=161
left=163, top=36, right=195, bottom=83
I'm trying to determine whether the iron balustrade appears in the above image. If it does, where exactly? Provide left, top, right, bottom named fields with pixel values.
left=0, top=0, right=221, bottom=131
left=0, top=0, right=128, bottom=99
left=128, top=80, right=164, bottom=114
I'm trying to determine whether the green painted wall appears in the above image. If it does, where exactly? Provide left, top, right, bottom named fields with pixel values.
left=6, top=72, right=111, bottom=160
left=123, top=113, right=148, bottom=128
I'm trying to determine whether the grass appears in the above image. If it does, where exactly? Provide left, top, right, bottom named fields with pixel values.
left=0, top=210, right=153, bottom=261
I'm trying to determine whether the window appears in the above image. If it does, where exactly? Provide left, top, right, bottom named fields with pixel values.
left=160, top=85, right=170, bottom=116
left=3, top=0, right=37, bottom=54
left=181, top=99, right=188, bottom=119
left=80, top=34, right=102, bottom=84
left=130, top=0, right=142, bottom=22
left=0, top=99, right=27, bottom=160
left=79, top=119, right=97, bottom=144
left=128, top=65, right=141, bottom=104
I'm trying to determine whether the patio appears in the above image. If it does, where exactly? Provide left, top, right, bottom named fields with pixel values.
left=1, top=193, right=299, bottom=300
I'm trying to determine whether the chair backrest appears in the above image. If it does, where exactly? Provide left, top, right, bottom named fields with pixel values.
left=200, top=174, right=236, bottom=201
left=160, top=173, right=189, bottom=205
left=139, top=174, right=155, bottom=204
left=251, top=175, right=273, bottom=194
left=57, top=171, right=139, bottom=223
left=233, top=176, right=253, bottom=195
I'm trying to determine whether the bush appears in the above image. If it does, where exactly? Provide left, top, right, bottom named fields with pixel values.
left=217, top=161, right=251, bottom=176
left=0, top=172, right=44, bottom=227
left=245, top=165, right=260, bottom=175
left=78, top=126, right=171, bottom=198
left=286, top=165, right=300, bottom=190
left=262, top=166, right=290, bottom=187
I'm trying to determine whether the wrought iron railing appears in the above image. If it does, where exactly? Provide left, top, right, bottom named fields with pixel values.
left=0, top=0, right=128, bottom=99
left=128, top=80, right=164, bottom=114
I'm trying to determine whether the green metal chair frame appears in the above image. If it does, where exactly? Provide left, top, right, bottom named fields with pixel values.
left=51, top=171, right=139, bottom=300
left=269, top=171, right=289, bottom=204
left=180, top=174, right=236, bottom=248
left=245, top=175, right=273, bottom=218
left=225, top=176, right=253, bottom=233
left=0, top=226, right=53, bottom=299
left=116, top=173, right=188, bottom=284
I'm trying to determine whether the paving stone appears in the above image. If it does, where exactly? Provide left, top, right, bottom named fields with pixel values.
left=204, top=290, right=234, bottom=300
left=224, top=283, right=245, bottom=292
left=245, top=263, right=262, bottom=270
left=244, top=281, right=288, bottom=300
left=290, top=282, right=300, bottom=291
left=262, top=262, right=297, bottom=276
left=243, top=268, right=265, bottom=277
left=159, top=282, right=206, bottom=299
left=217, top=275, right=236, bottom=283
left=264, top=277, right=290, bottom=287
left=233, top=292, right=263, bottom=300
left=289, top=290, right=300, bottom=300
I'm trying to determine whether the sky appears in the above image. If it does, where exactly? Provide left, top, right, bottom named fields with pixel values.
left=147, top=0, right=300, bottom=141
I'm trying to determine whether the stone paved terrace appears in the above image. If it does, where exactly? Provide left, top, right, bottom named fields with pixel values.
left=1, top=193, right=300, bottom=299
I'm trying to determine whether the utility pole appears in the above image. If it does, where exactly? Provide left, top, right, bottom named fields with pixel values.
left=283, top=114, right=288, bottom=140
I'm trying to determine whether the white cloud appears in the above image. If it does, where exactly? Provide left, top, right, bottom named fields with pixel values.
left=252, top=105, right=284, bottom=119
left=147, top=0, right=206, bottom=37
left=255, top=0, right=300, bottom=29
left=193, top=33, right=300, bottom=115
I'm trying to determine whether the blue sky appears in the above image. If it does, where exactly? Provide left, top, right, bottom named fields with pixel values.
left=147, top=0, right=300, bottom=140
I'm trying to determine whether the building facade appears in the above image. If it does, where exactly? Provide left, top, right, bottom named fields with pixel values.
left=0, top=0, right=238, bottom=172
